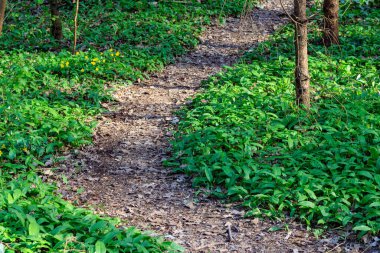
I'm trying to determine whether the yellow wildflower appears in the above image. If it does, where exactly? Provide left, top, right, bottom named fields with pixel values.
left=102, top=59, right=106, bottom=63
left=66, top=61, right=69, bottom=67
left=95, top=67, right=99, bottom=71
left=22, top=147, right=28, bottom=152
left=111, top=53, right=114, bottom=57
left=0, top=150, right=2, bottom=156
left=76, top=52, right=80, bottom=55
left=116, top=51, right=120, bottom=57
left=91, top=61, right=96, bottom=65
left=60, top=64, right=65, bottom=68
left=93, top=58, right=99, bottom=62
left=81, top=68, right=84, bottom=72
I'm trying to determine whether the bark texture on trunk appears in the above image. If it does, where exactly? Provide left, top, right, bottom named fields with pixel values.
left=323, top=0, right=339, bottom=46
left=0, top=0, right=6, bottom=36
left=294, top=0, right=310, bottom=108
left=73, top=0, right=80, bottom=54
left=49, top=0, right=63, bottom=40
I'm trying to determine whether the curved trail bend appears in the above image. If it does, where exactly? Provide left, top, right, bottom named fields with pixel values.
left=59, top=1, right=358, bottom=252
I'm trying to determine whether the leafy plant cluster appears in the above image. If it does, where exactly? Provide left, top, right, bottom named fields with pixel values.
left=0, top=0, right=248, bottom=168
left=2, top=0, right=246, bottom=72
left=0, top=0, right=249, bottom=251
left=0, top=50, right=104, bottom=170
left=169, top=8, right=380, bottom=234
left=0, top=172, right=183, bottom=252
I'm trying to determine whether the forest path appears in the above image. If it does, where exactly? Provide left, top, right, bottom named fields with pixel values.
left=60, top=1, right=338, bottom=252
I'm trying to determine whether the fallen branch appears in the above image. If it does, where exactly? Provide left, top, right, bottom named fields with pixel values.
left=225, top=221, right=233, bottom=242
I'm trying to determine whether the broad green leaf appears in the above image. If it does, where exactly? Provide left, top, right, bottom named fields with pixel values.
left=8, top=149, right=16, bottom=160
left=287, top=136, right=294, bottom=149
left=228, top=186, right=248, bottom=196
left=9, top=208, right=26, bottom=226
left=6, top=193, right=14, bottom=204
left=369, top=202, right=380, bottom=208
left=319, top=206, right=329, bottom=217
left=304, top=189, right=317, bottom=200
left=298, top=201, right=315, bottom=209
left=268, top=226, right=282, bottom=232
left=28, top=217, right=40, bottom=236
left=352, top=225, right=372, bottom=231
left=102, top=231, right=120, bottom=243
left=375, top=175, right=380, bottom=187
left=89, top=221, right=108, bottom=233
left=357, top=171, right=373, bottom=179
left=95, top=240, right=106, bottom=253
left=204, top=166, right=213, bottom=182
left=13, top=189, right=23, bottom=201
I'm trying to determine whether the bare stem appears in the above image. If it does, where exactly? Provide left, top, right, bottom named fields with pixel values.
left=73, top=0, right=79, bottom=54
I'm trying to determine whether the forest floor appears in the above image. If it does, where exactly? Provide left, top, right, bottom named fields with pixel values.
left=57, top=0, right=370, bottom=252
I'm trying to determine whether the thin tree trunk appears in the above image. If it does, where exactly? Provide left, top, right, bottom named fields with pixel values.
left=294, top=0, right=310, bottom=108
left=72, top=0, right=79, bottom=54
left=0, top=0, right=6, bottom=36
left=49, top=0, right=63, bottom=40
left=323, top=0, right=339, bottom=46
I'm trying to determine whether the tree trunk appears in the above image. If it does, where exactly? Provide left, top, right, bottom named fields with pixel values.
left=73, top=0, right=79, bottom=54
left=49, top=0, right=63, bottom=40
left=293, top=0, right=310, bottom=108
left=323, top=0, right=339, bottom=46
left=0, top=0, right=6, bottom=36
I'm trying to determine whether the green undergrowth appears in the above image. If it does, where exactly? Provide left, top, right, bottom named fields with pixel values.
left=0, top=172, right=183, bottom=253
left=0, top=0, right=249, bottom=252
left=169, top=7, right=380, bottom=235
left=0, top=0, right=248, bottom=168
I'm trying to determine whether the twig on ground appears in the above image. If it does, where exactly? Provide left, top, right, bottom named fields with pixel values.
left=326, top=241, right=346, bottom=253
left=225, top=221, right=233, bottom=242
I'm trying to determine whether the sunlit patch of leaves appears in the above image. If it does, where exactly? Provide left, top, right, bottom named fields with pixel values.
left=0, top=172, right=183, bottom=252
left=169, top=8, right=380, bottom=235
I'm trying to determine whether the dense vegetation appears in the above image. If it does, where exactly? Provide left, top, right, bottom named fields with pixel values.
left=170, top=7, right=380, bottom=235
left=0, top=172, right=184, bottom=252
left=0, top=0, right=247, bottom=251
left=0, top=0, right=246, bottom=169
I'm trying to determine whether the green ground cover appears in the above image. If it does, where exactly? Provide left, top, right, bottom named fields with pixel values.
left=0, top=1, right=247, bottom=251
left=169, top=7, right=380, bottom=235
left=0, top=0, right=246, bottom=169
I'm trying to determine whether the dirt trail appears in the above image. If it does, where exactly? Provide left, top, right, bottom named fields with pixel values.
left=58, top=1, right=366, bottom=252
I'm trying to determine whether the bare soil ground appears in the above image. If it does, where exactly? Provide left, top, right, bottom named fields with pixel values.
left=56, top=1, right=377, bottom=252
